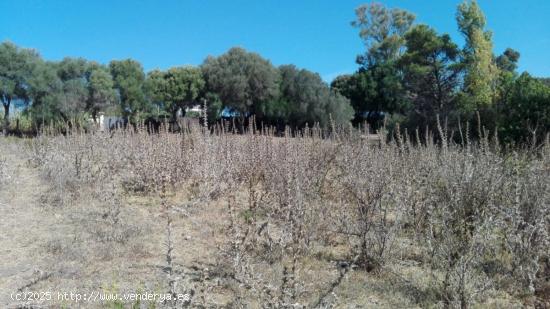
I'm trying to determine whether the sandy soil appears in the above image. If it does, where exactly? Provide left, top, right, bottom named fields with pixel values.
left=0, top=140, right=59, bottom=307
left=0, top=139, right=228, bottom=308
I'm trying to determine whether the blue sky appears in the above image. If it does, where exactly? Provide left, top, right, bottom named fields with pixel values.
left=1, top=0, right=549, bottom=82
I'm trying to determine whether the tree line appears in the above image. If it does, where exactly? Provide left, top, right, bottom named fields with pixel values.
left=1, top=0, right=549, bottom=142
left=0, top=44, right=354, bottom=135
left=332, top=1, right=550, bottom=143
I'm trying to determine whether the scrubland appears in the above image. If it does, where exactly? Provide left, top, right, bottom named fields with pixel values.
left=1, top=124, right=549, bottom=308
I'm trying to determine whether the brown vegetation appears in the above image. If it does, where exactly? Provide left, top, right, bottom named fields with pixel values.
left=1, top=123, right=549, bottom=308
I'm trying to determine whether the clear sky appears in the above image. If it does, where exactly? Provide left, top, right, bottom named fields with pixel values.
left=1, top=0, right=549, bottom=82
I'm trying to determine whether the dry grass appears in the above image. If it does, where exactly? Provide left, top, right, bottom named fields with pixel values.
left=1, top=123, right=549, bottom=308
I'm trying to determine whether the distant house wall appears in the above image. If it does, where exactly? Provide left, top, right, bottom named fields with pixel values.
left=185, top=105, right=203, bottom=114
left=98, top=114, right=104, bottom=131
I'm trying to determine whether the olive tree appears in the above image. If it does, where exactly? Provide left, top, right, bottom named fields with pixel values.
left=201, top=47, right=279, bottom=124
left=0, top=42, right=39, bottom=134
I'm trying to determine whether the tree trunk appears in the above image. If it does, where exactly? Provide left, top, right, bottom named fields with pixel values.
left=3, top=101, right=10, bottom=136
left=239, top=114, right=245, bottom=134
left=171, top=108, right=180, bottom=132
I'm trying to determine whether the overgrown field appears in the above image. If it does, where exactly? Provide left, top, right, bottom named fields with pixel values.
left=4, top=125, right=549, bottom=308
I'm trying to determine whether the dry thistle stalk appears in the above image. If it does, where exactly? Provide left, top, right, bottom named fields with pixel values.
left=25, top=122, right=550, bottom=308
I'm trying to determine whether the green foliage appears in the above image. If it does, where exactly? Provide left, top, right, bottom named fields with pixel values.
left=496, top=48, right=520, bottom=73
left=494, top=48, right=520, bottom=112
left=56, top=57, right=88, bottom=81
left=54, top=58, right=89, bottom=121
left=352, top=2, right=415, bottom=66
left=10, top=112, right=33, bottom=133
left=262, top=65, right=353, bottom=128
left=332, top=62, right=408, bottom=127
left=399, top=25, right=463, bottom=128
left=88, top=63, right=117, bottom=120
left=456, top=0, right=498, bottom=112
left=330, top=74, right=354, bottom=99
left=498, top=73, right=550, bottom=142
left=144, top=69, right=166, bottom=109
left=146, top=66, right=205, bottom=120
left=364, top=62, right=408, bottom=115
left=26, top=57, right=115, bottom=128
left=27, top=60, right=65, bottom=127
left=0, top=42, right=39, bottom=103
left=1, top=1, right=548, bottom=144
left=109, top=59, right=150, bottom=123
left=332, top=72, right=373, bottom=121
left=0, top=41, right=39, bottom=133
left=58, top=78, right=88, bottom=118
left=345, top=3, right=416, bottom=128
left=325, top=91, right=355, bottom=127
left=201, top=47, right=279, bottom=117
left=185, top=110, right=201, bottom=118
left=204, top=92, right=222, bottom=122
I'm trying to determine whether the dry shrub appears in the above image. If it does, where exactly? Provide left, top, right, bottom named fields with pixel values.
left=27, top=123, right=550, bottom=308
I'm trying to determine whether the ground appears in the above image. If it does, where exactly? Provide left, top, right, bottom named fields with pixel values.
left=0, top=139, right=229, bottom=308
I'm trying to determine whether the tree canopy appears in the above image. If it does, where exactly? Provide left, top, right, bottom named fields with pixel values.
left=399, top=24, right=462, bottom=128
left=201, top=47, right=280, bottom=118
left=109, top=59, right=149, bottom=122
left=0, top=42, right=39, bottom=133
left=87, top=64, right=116, bottom=121
left=352, top=2, right=415, bottom=66
left=456, top=0, right=498, bottom=112
left=265, top=65, right=353, bottom=128
left=499, top=73, right=550, bottom=142
left=146, top=66, right=205, bottom=121
left=0, top=0, right=548, bottom=143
